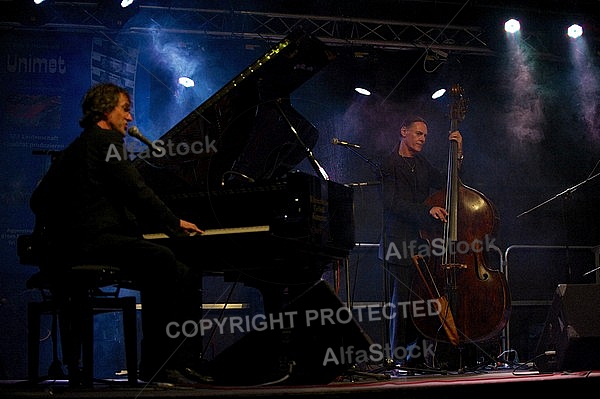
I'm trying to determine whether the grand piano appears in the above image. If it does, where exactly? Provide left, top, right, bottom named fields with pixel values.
left=134, top=31, right=373, bottom=385
left=134, top=29, right=355, bottom=310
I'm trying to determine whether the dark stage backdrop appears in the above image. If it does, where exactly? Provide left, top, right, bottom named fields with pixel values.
left=1, top=28, right=599, bottom=379
left=0, top=30, right=147, bottom=380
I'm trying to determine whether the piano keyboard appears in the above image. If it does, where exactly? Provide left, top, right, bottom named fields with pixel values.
left=143, top=225, right=270, bottom=240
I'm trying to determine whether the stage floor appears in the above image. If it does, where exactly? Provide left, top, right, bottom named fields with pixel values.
left=1, top=366, right=600, bottom=398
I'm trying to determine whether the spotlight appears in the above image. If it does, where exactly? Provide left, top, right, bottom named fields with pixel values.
left=504, top=18, right=520, bottom=34
left=178, top=77, right=195, bottom=88
left=354, top=87, right=371, bottom=96
left=15, top=0, right=55, bottom=26
left=431, top=88, right=446, bottom=99
left=567, top=24, right=583, bottom=39
left=353, top=76, right=374, bottom=96
left=97, top=0, right=139, bottom=29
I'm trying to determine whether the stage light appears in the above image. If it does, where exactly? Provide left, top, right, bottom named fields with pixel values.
left=354, top=87, right=371, bottom=96
left=178, top=77, right=195, bottom=88
left=504, top=18, right=520, bottom=34
left=353, top=75, right=374, bottom=96
left=16, top=0, right=55, bottom=26
left=431, top=88, right=446, bottom=99
left=97, top=0, right=139, bottom=28
left=567, top=24, right=583, bottom=39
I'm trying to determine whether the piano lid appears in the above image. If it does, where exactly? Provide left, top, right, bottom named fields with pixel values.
left=133, top=28, right=336, bottom=193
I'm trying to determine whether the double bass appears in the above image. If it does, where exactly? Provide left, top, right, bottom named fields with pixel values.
left=409, top=84, right=511, bottom=347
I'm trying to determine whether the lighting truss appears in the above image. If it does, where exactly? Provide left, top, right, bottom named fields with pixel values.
left=0, top=3, right=493, bottom=56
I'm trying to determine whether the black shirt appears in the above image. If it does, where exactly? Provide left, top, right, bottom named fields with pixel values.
left=30, top=125, right=180, bottom=243
left=379, top=145, right=446, bottom=264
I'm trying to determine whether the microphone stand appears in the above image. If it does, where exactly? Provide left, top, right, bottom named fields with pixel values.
left=516, top=169, right=600, bottom=284
left=340, top=145, right=382, bottom=181
left=516, top=170, right=600, bottom=218
left=335, top=143, right=383, bottom=311
left=335, top=143, right=399, bottom=379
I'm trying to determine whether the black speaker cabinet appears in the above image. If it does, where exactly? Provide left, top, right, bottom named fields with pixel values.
left=535, top=283, right=600, bottom=372
left=207, top=279, right=374, bottom=385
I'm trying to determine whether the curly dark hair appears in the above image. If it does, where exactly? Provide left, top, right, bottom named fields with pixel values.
left=79, top=83, right=131, bottom=129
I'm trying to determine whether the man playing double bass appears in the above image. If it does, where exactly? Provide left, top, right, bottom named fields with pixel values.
left=379, top=115, right=463, bottom=368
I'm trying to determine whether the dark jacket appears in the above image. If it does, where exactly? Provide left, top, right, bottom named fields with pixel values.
left=30, top=125, right=180, bottom=248
left=379, top=145, right=446, bottom=265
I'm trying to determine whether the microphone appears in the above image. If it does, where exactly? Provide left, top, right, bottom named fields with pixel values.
left=128, top=126, right=166, bottom=156
left=332, top=137, right=361, bottom=149
left=127, top=126, right=155, bottom=148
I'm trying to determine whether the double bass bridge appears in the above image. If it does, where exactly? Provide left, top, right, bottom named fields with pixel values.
left=441, top=263, right=468, bottom=270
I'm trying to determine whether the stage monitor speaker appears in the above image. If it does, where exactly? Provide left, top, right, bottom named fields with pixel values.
left=535, top=283, right=600, bottom=372
left=207, top=279, right=374, bottom=386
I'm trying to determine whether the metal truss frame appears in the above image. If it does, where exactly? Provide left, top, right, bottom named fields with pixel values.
left=0, top=3, right=494, bottom=56
left=135, top=7, right=492, bottom=55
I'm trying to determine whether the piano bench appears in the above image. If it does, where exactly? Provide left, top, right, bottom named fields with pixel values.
left=25, top=265, right=138, bottom=387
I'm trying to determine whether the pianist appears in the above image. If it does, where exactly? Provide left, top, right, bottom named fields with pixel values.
left=29, top=82, right=207, bottom=384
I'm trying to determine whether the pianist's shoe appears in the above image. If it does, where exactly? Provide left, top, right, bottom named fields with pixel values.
left=140, top=367, right=213, bottom=386
left=182, top=366, right=214, bottom=384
